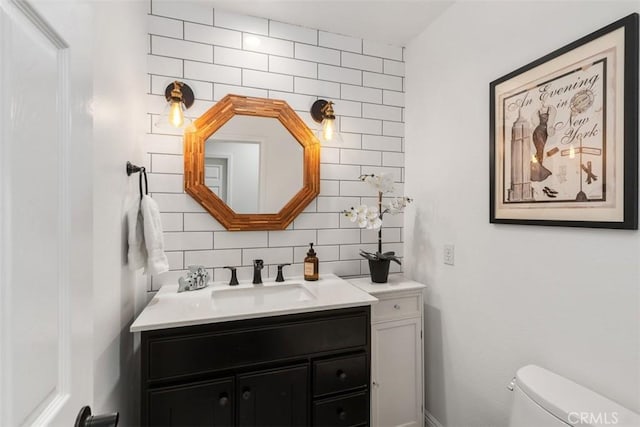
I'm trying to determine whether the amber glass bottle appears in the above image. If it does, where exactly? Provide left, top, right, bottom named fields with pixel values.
left=304, top=243, right=319, bottom=281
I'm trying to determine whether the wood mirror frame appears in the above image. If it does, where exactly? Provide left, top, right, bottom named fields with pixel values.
left=184, top=94, right=320, bottom=231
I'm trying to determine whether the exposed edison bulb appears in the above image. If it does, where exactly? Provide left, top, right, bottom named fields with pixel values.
left=310, top=99, right=341, bottom=143
left=168, top=101, right=184, bottom=127
left=531, top=155, right=538, bottom=164
left=322, top=118, right=335, bottom=141
left=569, top=144, right=576, bottom=159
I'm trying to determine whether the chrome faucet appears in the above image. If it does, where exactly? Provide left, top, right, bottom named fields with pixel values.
left=252, top=259, right=264, bottom=285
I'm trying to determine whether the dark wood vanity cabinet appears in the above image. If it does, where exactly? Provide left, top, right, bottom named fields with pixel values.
left=140, top=306, right=371, bottom=426
left=237, top=365, right=308, bottom=426
left=147, top=377, right=234, bottom=426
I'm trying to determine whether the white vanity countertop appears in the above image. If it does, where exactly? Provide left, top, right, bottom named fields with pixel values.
left=348, top=274, right=426, bottom=295
left=130, top=273, right=378, bottom=333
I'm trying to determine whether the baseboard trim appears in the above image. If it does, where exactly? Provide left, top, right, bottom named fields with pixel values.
left=425, top=411, right=444, bottom=427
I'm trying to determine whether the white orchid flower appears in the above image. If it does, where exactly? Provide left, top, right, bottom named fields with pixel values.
left=344, top=205, right=371, bottom=228
left=355, top=205, right=369, bottom=225
left=367, top=216, right=382, bottom=230
left=345, top=208, right=357, bottom=222
left=361, top=206, right=380, bottom=229
left=344, top=175, right=411, bottom=269
left=385, top=197, right=412, bottom=214
left=362, top=173, right=395, bottom=194
left=344, top=204, right=383, bottom=229
left=367, top=205, right=379, bottom=218
left=345, top=205, right=366, bottom=222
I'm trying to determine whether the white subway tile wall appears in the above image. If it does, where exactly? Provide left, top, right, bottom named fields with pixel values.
left=214, top=46, right=268, bottom=70
left=269, top=21, right=317, bottom=45
left=184, top=23, right=241, bottom=48
left=146, top=2, right=405, bottom=291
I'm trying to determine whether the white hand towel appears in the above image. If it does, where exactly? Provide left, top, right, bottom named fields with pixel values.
left=141, top=195, right=169, bottom=275
left=127, top=198, right=147, bottom=271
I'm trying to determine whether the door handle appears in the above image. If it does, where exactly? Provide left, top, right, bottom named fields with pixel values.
left=75, top=406, right=119, bottom=427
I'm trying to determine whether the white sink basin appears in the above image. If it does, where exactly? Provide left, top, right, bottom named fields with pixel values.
left=211, top=283, right=316, bottom=310
left=130, top=274, right=378, bottom=332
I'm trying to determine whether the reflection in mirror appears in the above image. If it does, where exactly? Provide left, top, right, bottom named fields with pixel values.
left=204, top=116, right=303, bottom=214
left=184, top=94, right=320, bottom=230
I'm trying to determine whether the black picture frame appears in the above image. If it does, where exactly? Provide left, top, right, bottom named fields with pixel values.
left=490, top=13, right=638, bottom=229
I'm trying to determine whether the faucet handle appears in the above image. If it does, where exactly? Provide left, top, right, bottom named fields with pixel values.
left=276, top=264, right=291, bottom=282
left=223, top=266, right=239, bottom=286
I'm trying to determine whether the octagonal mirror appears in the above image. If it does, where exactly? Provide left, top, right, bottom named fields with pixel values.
left=184, top=94, right=320, bottom=230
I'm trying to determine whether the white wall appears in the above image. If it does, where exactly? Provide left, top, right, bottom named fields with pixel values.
left=145, top=1, right=406, bottom=289
left=405, top=2, right=640, bottom=427
left=92, top=1, right=147, bottom=424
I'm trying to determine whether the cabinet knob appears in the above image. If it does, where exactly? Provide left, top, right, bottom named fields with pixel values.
left=336, top=370, right=347, bottom=381
left=218, top=393, right=229, bottom=406
left=242, top=389, right=251, bottom=400
left=337, top=408, right=347, bottom=420
left=393, top=304, right=401, bottom=310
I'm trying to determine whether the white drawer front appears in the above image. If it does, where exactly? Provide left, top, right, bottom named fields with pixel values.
left=372, top=294, right=420, bottom=321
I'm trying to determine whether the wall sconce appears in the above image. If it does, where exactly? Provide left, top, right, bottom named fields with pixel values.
left=310, top=99, right=341, bottom=142
left=157, top=81, right=194, bottom=129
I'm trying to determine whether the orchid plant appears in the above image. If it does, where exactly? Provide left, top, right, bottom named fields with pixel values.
left=343, top=174, right=412, bottom=265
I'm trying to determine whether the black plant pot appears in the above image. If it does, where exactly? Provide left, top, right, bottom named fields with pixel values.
left=368, top=259, right=391, bottom=283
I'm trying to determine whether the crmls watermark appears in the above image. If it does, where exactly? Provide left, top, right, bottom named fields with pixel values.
left=568, top=412, right=619, bottom=425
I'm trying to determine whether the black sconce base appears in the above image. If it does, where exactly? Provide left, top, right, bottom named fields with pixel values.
left=164, top=82, right=195, bottom=108
left=310, top=99, right=329, bottom=123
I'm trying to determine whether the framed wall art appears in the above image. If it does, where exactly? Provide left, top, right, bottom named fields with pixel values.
left=490, top=13, right=638, bottom=229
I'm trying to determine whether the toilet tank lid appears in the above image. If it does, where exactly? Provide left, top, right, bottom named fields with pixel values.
left=515, top=365, right=640, bottom=427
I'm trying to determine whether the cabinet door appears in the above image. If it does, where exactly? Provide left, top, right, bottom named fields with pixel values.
left=237, top=365, right=308, bottom=427
left=148, top=377, right=234, bottom=426
left=371, top=318, right=422, bottom=427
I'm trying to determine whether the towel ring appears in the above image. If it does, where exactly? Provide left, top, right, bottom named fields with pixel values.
left=126, top=161, right=148, bottom=200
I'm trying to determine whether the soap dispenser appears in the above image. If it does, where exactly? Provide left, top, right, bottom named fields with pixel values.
left=304, top=243, right=319, bottom=281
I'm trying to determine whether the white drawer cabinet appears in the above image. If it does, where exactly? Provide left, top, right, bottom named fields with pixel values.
left=372, top=294, right=421, bottom=321
left=349, top=275, right=425, bottom=427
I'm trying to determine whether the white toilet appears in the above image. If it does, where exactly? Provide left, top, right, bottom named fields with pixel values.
left=509, top=365, right=640, bottom=427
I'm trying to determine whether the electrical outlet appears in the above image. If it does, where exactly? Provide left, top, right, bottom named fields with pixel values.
left=444, top=244, right=455, bottom=266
